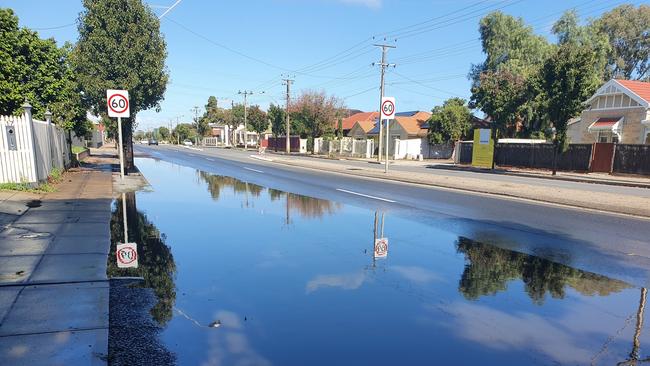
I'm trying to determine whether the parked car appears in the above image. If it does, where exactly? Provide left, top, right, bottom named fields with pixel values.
left=148, top=139, right=158, bottom=146
left=182, top=140, right=193, bottom=146
left=140, top=139, right=148, bottom=144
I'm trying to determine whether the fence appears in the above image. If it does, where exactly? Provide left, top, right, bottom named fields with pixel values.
left=613, top=145, right=650, bottom=175
left=0, top=103, right=70, bottom=184
left=267, top=136, right=308, bottom=154
left=314, top=137, right=374, bottom=158
left=495, top=143, right=592, bottom=172
left=457, top=141, right=650, bottom=175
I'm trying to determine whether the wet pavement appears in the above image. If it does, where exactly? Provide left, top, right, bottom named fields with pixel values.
left=109, top=157, right=650, bottom=365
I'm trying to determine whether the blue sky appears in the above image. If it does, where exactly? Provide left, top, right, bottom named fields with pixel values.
left=2, top=0, right=644, bottom=131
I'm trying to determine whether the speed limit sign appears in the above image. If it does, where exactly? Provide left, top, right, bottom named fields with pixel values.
left=107, top=89, right=130, bottom=118
left=381, top=97, right=395, bottom=120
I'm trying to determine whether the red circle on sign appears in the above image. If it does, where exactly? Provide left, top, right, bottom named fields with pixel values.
left=117, top=247, right=137, bottom=264
left=108, top=94, right=129, bottom=114
left=382, top=100, right=395, bottom=118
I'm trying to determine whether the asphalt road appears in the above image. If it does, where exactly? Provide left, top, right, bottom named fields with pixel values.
left=136, top=144, right=650, bottom=287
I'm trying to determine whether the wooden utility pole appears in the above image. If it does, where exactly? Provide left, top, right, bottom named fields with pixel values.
left=373, top=41, right=396, bottom=163
left=283, top=77, right=294, bottom=154
left=191, top=106, right=200, bottom=145
left=238, top=91, right=253, bottom=149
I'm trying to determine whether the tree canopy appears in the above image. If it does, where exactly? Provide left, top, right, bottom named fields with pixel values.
left=594, top=4, right=650, bottom=80
left=428, top=98, right=472, bottom=144
left=291, top=90, right=345, bottom=140
left=245, top=105, right=268, bottom=139
left=0, top=9, right=88, bottom=135
left=74, top=0, right=169, bottom=169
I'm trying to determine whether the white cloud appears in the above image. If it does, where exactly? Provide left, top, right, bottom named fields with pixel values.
left=392, top=265, right=442, bottom=284
left=306, top=272, right=366, bottom=293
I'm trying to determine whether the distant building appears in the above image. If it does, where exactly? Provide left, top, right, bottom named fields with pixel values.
left=340, top=111, right=379, bottom=136
left=366, top=111, right=432, bottom=140
left=567, top=79, right=650, bottom=144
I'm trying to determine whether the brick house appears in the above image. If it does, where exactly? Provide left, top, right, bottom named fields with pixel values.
left=567, top=79, right=650, bottom=144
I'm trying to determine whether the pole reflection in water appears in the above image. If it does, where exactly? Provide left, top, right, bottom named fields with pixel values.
left=109, top=191, right=177, bottom=324
left=618, top=288, right=649, bottom=366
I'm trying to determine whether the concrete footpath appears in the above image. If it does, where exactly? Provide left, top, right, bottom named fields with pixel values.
left=0, top=152, right=114, bottom=365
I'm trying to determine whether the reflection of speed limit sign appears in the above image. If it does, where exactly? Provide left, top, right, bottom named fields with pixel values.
left=116, top=242, right=138, bottom=268
left=107, top=89, right=130, bottom=118
left=374, top=238, right=388, bottom=258
left=381, top=97, right=395, bottom=120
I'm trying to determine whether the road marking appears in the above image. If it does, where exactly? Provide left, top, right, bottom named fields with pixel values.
left=250, top=155, right=273, bottom=162
left=243, top=167, right=264, bottom=173
left=336, top=188, right=396, bottom=203
left=206, top=158, right=215, bottom=161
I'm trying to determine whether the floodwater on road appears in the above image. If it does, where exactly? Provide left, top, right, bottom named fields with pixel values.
left=109, top=157, right=650, bottom=365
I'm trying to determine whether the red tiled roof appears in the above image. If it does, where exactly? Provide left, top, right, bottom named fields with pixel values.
left=616, top=80, right=650, bottom=104
left=341, top=111, right=379, bottom=130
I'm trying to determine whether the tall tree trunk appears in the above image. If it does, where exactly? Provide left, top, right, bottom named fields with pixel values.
left=552, top=143, right=558, bottom=176
left=122, top=116, right=135, bottom=173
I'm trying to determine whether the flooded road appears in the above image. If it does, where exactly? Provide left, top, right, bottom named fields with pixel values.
left=110, top=157, right=650, bottom=365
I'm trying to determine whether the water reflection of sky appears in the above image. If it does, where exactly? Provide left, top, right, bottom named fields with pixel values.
left=127, top=157, right=649, bottom=366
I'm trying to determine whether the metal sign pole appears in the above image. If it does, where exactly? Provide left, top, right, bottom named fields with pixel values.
left=122, top=192, right=128, bottom=243
left=117, top=116, right=125, bottom=179
left=385, top=118, right=389, bottom=173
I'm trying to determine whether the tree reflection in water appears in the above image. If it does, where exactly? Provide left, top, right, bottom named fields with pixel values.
left=108, top=192, right=177, bottom=325
left=456, top=237, right=631, bottom=304
left=198, top=171, right=341, bottom=219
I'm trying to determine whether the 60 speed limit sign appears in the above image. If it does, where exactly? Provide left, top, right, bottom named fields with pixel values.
left=107, top=89, right=130, bottom=118
left=381, top=97, right=395, bottom=120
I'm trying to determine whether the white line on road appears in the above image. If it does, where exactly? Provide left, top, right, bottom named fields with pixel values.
left=243, top=167, right=264, bottom=173
left=336, top=189, right=396, bottom=203
left=250, top=155, right=273, bottom=162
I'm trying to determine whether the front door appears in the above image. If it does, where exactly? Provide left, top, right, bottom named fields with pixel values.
left=590, top=143, right=615, bottom=173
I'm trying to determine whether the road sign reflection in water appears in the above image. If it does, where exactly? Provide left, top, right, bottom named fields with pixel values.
left=374, top=237, right=388, bottom=258
left=117, top=242, right=138, bottom=268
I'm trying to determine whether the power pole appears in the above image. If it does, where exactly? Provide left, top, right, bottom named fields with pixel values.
left=373, top=41, right=396, bottom=163
left=191, top=106, right=200, bottom=145
left=282, top=76, right=294, bottom=154
left=238, top=91, right=253, bottom=150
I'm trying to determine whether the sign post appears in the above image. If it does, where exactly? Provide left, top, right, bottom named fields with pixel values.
left=381, top=97, right=395, bottom=173
left=107, top=90, right=130, bottom=179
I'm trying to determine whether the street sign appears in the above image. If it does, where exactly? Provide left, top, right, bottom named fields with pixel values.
left=116, top=242, right=138, bottom=268
left=374, top=238, right=388, bottom=258
left=381, top=97, right=395, bottom=120
left=106, top=89, right=130, bottom=118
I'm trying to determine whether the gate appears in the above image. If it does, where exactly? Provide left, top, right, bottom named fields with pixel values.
left=590, top=143, right=615, bottom=173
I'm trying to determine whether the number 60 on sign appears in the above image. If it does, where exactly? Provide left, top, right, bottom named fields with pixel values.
left=106, top=89, right=130, bottom=118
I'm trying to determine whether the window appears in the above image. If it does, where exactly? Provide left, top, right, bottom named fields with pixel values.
left=645, top=132, right=650, bottom=145
left=598, top=132, right=610, bottom=143
left=612, top=134, right=619, bottom=143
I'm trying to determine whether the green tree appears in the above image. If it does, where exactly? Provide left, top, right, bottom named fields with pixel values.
left=470, top=11, right=552, bottom=138
left=246, top=105, right=268, bottom=144
left=535, top=43, right=604, bottom=175
left=173, top=123, right=195, bottom=142
left=0, top=9, right=87, bottom=134
left=594, top=4, right=650, bottom=80
left=158, top=126, right=170, bottom=141
left=268, top=103, right=286, bottom=137
left=74, top=0, right=169, bottom=171
left=291, top=90, right=345, bottom=149
left=428, top=98, right=472, bottom=144
left=470, top=69, right=527, bottom=138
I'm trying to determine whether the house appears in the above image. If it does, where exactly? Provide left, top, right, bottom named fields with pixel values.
left=567, top=79, right=650, bottom=144
left=348, top=120, right=377, bottom=139
left=366, top=111, right=432, bottom=140
left=341, top=111, right=379, bottom=136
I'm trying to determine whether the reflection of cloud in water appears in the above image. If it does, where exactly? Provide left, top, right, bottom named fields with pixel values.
left=201, top=309, right=271, bottom=366
left=392, top=266, right=441, bottom=284
left=442, top=302, right=593, bottom=364
left=306, top=272, right=366, bottom=293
